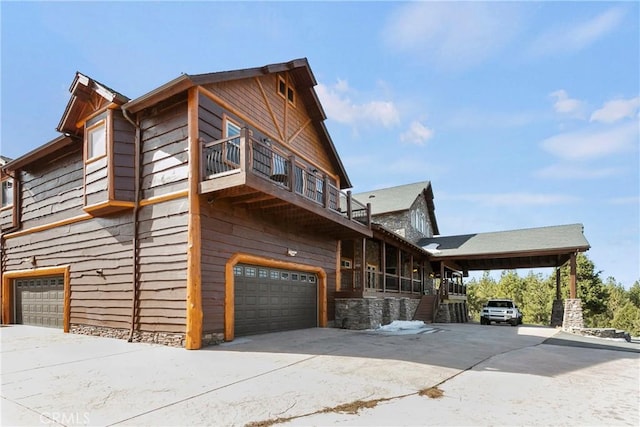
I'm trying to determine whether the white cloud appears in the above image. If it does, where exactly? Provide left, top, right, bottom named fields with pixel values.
left=529, top=7, right=624, bottom=56
left=443, top=192, right=579, bottom=206
left=549, top=90, right=586, bottom=118
left=540, top=121, right=639, bottom=161
left=316, top=80, right=400, bottom=129
left=590, top=96, right=640, bottom=123
left=608, top=196, right=640, bottom=205
left=399, top=121, right=434, bottom=145
left=535, top=164, right=621, bottom=180
left=383, top=2, right=522, bottom=69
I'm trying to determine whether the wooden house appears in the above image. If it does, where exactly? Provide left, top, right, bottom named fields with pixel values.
left=0, top=59, right=591, bottom=347
left=1, top=59, right=374, bottom=349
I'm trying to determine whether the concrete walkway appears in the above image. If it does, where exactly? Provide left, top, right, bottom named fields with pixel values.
left=1, top=323, right=638, bottom=426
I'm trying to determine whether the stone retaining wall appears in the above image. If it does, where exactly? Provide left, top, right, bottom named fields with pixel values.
left=335, top=297, right=420, bottom=330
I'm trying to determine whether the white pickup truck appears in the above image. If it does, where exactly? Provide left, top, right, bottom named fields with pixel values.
left=480, top=299, right=523, bottom=326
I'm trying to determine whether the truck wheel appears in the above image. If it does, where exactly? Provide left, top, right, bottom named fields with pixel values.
left=510, top=319, right=518, bottom=327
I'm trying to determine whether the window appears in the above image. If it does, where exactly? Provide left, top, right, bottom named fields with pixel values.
left=366, top=265, right=378, bottom=288
left=224, top=118, right=241, bottom=164
left=1, top=178, right=14, bottom=208
left=277, top=75, right=295, bottom=106
left=411, top=209, right=426, bottom=234
left=87, top=121, right=106, bottom=160
left=234, top=266, right=244, bottom=276
left=341, top=258, right=352, bottom=269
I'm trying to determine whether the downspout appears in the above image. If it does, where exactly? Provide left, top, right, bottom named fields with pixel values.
left=122, top=107, right=141, bottom=342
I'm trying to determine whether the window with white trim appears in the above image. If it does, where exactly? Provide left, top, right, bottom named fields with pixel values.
left=411, top=209, right=426, bottom=234
left=1, top=178, right=14, bottom=208
left=224, top=118, right=241, bottom=164
left=87, top=121, right=106, bottom=160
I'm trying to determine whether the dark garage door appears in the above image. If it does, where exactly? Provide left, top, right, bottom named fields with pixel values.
left=14, top=276, right=64, bottom=328
left=234, top=264, right=317, bottom=336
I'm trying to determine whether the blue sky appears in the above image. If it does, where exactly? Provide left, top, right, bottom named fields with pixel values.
left=1, top=1, right=638, bottom=288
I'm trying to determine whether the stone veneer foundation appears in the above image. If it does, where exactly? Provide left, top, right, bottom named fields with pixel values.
left=335, top=297, right=420, bottom=330
left=71, top=324, right=225, bottom=348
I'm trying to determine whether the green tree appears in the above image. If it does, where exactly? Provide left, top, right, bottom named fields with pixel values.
left=557, top=253, right=609, bottom=323
left=628, top=281, right=640, bottom=308
left=611, top=302, right=640, bottom=336
left=520, top=272, right=553, bottom=325
left=466, top=271, right=498, bottom=321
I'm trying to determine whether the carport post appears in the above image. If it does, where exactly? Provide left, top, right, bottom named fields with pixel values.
left=555, top=267, right=561, bottom=300
left=569, top=252, right=577, bottom=299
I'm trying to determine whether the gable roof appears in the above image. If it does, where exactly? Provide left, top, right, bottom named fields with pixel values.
left=353, top=181, right=439, bottom=235
left=123, top=58, right=353, bottom=188
left=419, top=223, right=590, bottom=271
left=58, top=72, right=130, bottom=135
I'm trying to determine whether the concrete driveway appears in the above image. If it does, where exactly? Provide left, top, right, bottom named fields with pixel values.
left=1, top=323, right=638, bottom=426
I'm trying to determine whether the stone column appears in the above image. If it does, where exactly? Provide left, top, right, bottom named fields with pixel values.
left=551, top=299, right=564, bottom=327
left=562, top=298, right=584, bottom=330
left=435, top=303, right=451, bottom=323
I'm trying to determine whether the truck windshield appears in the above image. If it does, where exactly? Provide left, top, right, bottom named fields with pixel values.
left=487, top=301, right=513, bottom=308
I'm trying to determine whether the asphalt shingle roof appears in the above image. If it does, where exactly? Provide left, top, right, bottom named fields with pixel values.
left=353, top=181, right=431, bottom=215
left=419, top=223, right=590, bottom=257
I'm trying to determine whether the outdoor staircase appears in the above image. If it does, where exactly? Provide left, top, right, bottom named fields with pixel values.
left=413, top=295, right=437, bottom=323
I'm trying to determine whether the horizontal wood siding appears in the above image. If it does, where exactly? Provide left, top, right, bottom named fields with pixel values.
left=199, top=197, right=338, bottom=334
left=3, top=213, right=135, bottom=330
left=136, top=196, right=188, bottom=332
left=198, top=93, right=224, bottom=142
left=85, top=156, right=109, bottom=206
left=112, top=111, right=136, bottom=202
left=19, top=146, right=85, bottom=229
left=3, top=195, right=188, bottom=333
left=139, top=94, right=189, bottom=200
left=0, top=207, right=13, bottom=231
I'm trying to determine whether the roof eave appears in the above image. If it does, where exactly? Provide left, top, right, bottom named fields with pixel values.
left=2, top=134, right=79, bottom=172
left=123, top=75, right=195, bottom=114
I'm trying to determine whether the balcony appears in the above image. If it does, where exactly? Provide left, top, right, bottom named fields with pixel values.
left=199, top=129, right=372, bottom=238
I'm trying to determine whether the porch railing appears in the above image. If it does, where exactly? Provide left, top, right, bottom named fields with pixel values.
left=201, top=129, right=371, bottom=228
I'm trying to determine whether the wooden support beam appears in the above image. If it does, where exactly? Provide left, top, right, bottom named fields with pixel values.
left=569, top=252, right=577, bottom=299
left=185, top=87, right=203, bottom=350
left=361, top=238, right=367, bottom=290
left=556, top=267, right=561, bottom=300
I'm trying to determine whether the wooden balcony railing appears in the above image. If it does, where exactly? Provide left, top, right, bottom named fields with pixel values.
left=201, top=129, right=371, bottom=228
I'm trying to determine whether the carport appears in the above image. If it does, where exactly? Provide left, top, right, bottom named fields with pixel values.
left=419, top=224, right=591, bottom=325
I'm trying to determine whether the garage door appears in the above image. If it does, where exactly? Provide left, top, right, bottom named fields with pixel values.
left=234, top=264, right=317, bottom=336
left=14, top=276, right=64, bottom=328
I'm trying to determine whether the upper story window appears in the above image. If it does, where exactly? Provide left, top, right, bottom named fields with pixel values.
left=87, top=121, right=107, bottom=160
left=411, top=209, right=426, bottom=234
left=1, top=178, right=14, bottom=208
left=277, top=75, right=295, bottom=105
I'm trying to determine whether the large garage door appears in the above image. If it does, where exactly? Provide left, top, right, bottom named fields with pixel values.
left=234, top=264, right=317, bottom=336
left=14, top=276, right=64, bottom=328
